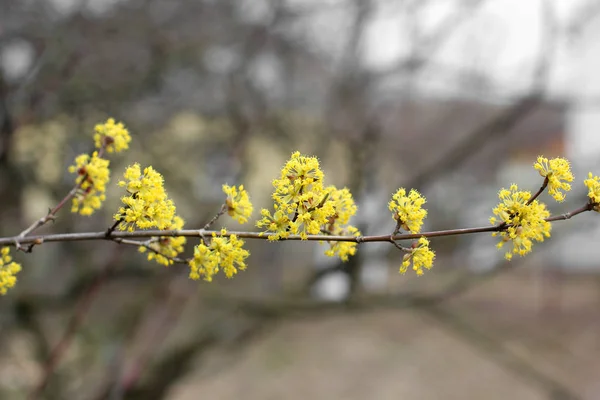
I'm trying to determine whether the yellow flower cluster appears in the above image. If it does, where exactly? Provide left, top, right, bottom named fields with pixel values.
left=533, top=156, right=574, bottom=202
left=139, top=216, right=187, bottom=266
left=388, top=188, right=428, bottom=233
left=257, top=152, right=333, bottom=240
left=257, top=152, right=360, bottom=261
left=188, top=229, right=249, bottom=281
left=584, top=172, right=600, bottom=210
left=0, top=247, right=21, bottom=295
left=324, top=225, right=360, bottom=262
left=401, top=237, right=435, bottom=276
left=490, top=184, right=551, bottom=260
left=325, top=186, right=357, bottom=226
left=115, top=164, right=176, bottom=231
left=322, top=187, right=360, bottom=261
left=94, top=118, right=131, bottom=153
left=388, top=188, right=435, bottom=275
left=69, top=151, right=110, bottom=215
left=223, top=184, right=253, bottom=224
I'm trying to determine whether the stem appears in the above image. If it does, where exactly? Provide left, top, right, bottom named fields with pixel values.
left=17, top=148, right=107, bottom=244
left=545, top=202, right=593, bottom=222
left=18, top=187, right=78, bottom=239
left=106, top=218, right=122, bottom=237
left=0, top=225, right=502, bottom=246
left=203, top=204, right=228, bottom=230
left=0, top=203, right=593, bottom=248
left=526, top=176, right=549, bottom=205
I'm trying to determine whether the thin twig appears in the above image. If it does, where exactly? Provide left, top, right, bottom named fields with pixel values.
left=106, top=218, right=122, bottom=237
left=18, top=188, right=77, bottom=239
left=526, top=176, right=549, bottom=205
left=203, top=204, right=228, bottom=230
left=1, top=225, right=498, bottom=246
left=0, top=203, right=593, bottom=248
left=389, top=238, right=410, bottom=252
left=545, top=202, right=593, bottom=222
left=17, top=147, right=107, bottom=251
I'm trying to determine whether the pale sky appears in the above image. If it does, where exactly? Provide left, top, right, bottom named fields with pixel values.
left=359, top=0, right=600, bottom=161
left=361, top=0, right=594, bottom=97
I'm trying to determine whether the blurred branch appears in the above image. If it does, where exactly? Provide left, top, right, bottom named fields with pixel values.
left=114, top=273, right=191, bottom=394
left=15, top=267, right=153, bottom=313
left=404, top=93, right=544, bottom=189
left=403, top=0, right=557, bottom=190
left=0, top=75, right=14, bottom=166
left=28, top=248, right=124, bottom=400
left=567, top=0, right=600, bottom=38
left=91, top=273, right=224, bottom=400
left=376, top=0, right=488, bottom=77
left=91, top=310, right=270, bottom=400
left=14, top=301, right=62, bottom=400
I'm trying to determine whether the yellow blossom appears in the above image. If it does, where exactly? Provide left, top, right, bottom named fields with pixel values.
left=584, top=172, right=600, bottom=210
left=320, top=186, right=360, bottom=261
left=94, top=118, right=131, bottom=153
left=257, top=207, right=293, bottom=241
left=324, top=186, right=357, bottom=227
left=533, top=156, right=573, bottom=202
left=0, top=247, right=22, bottom=295
left=272, top=151, right=325, bottom=207
left=388, top=188, right=428, bottom=233
left=68, top=151, right=110, bottom=215
left=257, top=152, right=360, bottom=261
left=324, top=225, right=360, bottom=262
left=490, top=184, right=551, bottom=260
left=400, top=237, right=435, bottom=276
left=139, top=216, right=186, bottom=266
left=257, top=152, right=335, bottom=240
left=223, top=184, right=253, bottom=224
left=188, top=229, right=249, bottom=282
left=115, top=164, right=176, bottom=231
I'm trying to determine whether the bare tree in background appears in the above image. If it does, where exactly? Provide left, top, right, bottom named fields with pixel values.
left=0, top=1, right=599, bottom=399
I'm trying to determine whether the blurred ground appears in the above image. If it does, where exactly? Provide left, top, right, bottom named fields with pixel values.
left=168, top=267, right=600, bottom=400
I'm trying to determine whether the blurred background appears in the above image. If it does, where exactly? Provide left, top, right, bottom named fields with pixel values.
left=1, top=0, right=600, bottom=399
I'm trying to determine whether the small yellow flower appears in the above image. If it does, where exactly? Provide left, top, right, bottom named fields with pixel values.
left=115, top=164, right=176, bottom=231
left=324, top=225, right=360, bottom=262
left=400, top=237, right=435, bottom=276
left=0, top=247, right=22, bottom=295
left=320, top=186, right=360, bottom=261
left=533, top=156, right=573, bottom=202
left=94, top=118, right=131, bottom=153
left=257, top=152, right=335, bottom=240
left=223, top=184, right=253, bottom=224
left=257, top=152, right=360, bottom=261
left=324, top=186, right=357, bottom=227
left=490, top=184, right=551, bottom=260
left=68, top=152, right=110, bottom=216
left=388, top=188, right=427, bottom=233
left=256, top=207, right=292, bottom=241
left=188, top=229, right=249, bottom=282
left=272, top=151, right=325, bottom=206
left=139, top=216, right=186, bottom=266
left=584, top=172, right=600, bottom=210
